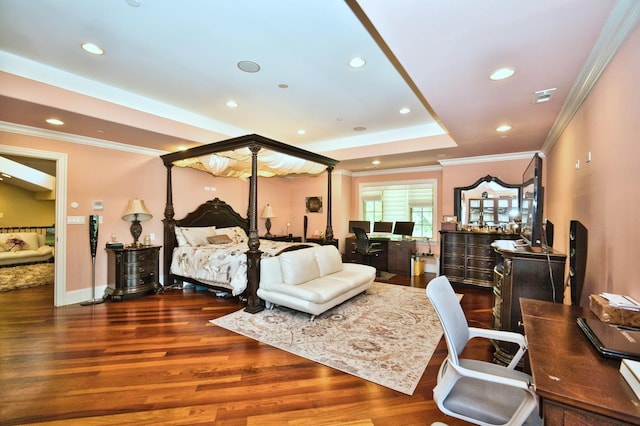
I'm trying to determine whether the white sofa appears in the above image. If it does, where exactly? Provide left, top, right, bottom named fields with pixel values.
left=258, top=245, right=376, bottom=319
left=0, top=232, right=54, bottom=266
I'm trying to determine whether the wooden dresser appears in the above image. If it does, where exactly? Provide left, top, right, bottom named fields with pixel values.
left=105, top=245, right=161, bottom=301
left=439, top=230, right=518, bottom=288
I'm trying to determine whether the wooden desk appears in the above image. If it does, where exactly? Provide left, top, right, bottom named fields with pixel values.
left=344, top=235, right=415, bottom=275
left=520, top=298, right=640, bottom=425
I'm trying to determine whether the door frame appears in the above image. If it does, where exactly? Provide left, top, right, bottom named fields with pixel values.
left=0, top=144, right=67, bottom=306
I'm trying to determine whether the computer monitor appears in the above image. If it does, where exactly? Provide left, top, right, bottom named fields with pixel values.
left=348, top=220, right=371, bottom=233
left=393, top=221, right=415, bottom=236
left=373, top=221, right=393, bottom=233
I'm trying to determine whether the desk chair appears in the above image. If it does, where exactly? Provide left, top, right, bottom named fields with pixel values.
left=352, top=227, right=384, bottom=276
left=426, top=276, right=541, bottom=426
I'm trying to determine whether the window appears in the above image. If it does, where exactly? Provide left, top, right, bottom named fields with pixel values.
left=360, top=180, right=436, bottom=238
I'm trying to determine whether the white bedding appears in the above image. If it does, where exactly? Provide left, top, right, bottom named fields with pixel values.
left=170, top=239, right=314, bottom=295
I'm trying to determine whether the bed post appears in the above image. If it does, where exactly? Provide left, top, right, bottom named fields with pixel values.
left=162, top=163, right=175, bottom=288
left=325, top=166, right=334, bottom=242
left=245, top=144, right=265, bottom=313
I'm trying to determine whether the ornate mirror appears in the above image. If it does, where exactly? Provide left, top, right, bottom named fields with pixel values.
left=454, top=175, right=521, bottom=226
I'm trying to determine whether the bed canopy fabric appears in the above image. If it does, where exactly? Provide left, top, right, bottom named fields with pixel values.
left=173, top=148, right=328, bottom=178
left=160, top=134, right=339, bottom=313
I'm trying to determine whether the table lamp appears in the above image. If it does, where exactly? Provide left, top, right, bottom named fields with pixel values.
left=122, top=198, right=152, bottom=247
left=262, top=204, right=275, bottom=238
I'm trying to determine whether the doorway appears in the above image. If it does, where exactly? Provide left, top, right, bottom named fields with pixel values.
left=0, top=144, right=67, bottom=306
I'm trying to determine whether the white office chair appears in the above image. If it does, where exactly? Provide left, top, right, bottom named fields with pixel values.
left=426, top=276, right=541, bottom=426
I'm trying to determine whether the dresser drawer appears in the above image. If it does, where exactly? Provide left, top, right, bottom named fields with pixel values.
left=467, top=257, right=494, bottom=270
left=122, top=272, right=157, bottom=288
left=123, top=260, right=156, bottom=276
left=467, top=244, right=494, bottom=258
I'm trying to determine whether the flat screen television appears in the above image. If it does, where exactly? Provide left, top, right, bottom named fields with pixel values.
left=520, top=153, right=544, bottom=248
left=393, top=221, right=415, bottom=237
left=348, top=220, right=371, bottom=234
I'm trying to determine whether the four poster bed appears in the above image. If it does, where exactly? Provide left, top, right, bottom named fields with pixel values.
left=160, top=134, right=339, bottom=313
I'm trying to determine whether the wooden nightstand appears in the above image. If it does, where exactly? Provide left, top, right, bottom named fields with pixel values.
left=105, top=245, right=161, bottom=301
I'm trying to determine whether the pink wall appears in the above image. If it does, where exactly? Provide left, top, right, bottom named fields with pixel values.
left=545, top=23, right=640, bottom=304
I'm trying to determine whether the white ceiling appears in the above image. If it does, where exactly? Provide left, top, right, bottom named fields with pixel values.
left=0, top=0, right=636, bottom=174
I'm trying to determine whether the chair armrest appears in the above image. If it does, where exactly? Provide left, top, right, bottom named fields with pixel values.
left=451, top=361, right=534, bottom=391
left=468, top=327, right=528, bottom=369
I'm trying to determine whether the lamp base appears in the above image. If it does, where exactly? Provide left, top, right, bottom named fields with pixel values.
left=265, top=217, right=273, bottom=238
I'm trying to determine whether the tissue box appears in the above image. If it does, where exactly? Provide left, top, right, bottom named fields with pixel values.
left=441, top=222, right=457, bottom=231
left=589, top=294, right=640, bottom=327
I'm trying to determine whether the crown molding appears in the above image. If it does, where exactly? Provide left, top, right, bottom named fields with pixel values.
left=542, top=0, right=640, bottom=153
left=351, top=164, right=442, bottom=177
left=438, top=151, right=539, bottom=166
left=0, top=121, right=165, bottom=157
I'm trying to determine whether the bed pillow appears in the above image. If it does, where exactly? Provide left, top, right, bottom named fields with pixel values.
left=180, top=226, right=217, bottom=247
left=174, top=227, right=189, bottom=246
left=207, top=234, right=233, bottom=244
left=215, top=226, right=249, bottom=244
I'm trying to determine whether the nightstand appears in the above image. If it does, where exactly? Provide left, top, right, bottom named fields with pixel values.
left=105, top=245, right=161, bottom=301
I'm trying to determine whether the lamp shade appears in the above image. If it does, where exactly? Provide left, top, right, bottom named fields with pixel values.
left=122, top=198, right=152, bottom=222
left=262, top=204, right=275, bottom=219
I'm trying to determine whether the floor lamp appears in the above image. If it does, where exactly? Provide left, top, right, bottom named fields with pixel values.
left=81, top=215, right=105, bottom=305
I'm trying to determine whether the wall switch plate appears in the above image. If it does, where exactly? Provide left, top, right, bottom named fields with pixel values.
left=67, top=216, right=85, bottom=224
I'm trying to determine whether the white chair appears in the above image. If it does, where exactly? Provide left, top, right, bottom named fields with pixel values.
left=426, top=276, right=541, bottom=426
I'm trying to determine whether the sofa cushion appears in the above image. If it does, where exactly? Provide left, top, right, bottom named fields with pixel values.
left=313, top=245, right=343, bottom=276
left=278, top=248, right=320, bottom=285
left=263, top=276, right=355, bottom=303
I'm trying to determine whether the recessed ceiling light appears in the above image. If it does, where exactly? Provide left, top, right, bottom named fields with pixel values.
left=349, top=57, right=366, bottom=68
left=490, top=67, right=516, bottom=81
left=226, top=100, right=238, bottom=108
left=126, top=0, right=141, bottom=6
left=81, top=42, right=104, bottom=55
left=372, top=160, right=381, bottom=165
left=399, top=107, right=411, bottom=114
left=353, top=126, right=367, bottom=131
left=278, top=83, right=289, bottom=89
left=237, top=60, right=260, bottom=73
left=46, top=118, right=64, bottom=125
left=496, top=124, right=512, bottom=132
left=297, top=129, right=306, bottom=135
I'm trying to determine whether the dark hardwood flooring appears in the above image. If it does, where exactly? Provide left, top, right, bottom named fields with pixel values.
left=0, top=275, right=494, bottom=425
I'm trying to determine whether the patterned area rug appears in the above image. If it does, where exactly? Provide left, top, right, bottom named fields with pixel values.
left=0, top=263, right=54, bottom=292
left=211, top=282, right=457, bottom=395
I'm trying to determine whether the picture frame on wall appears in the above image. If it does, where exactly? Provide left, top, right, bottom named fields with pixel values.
left=305, top=196, right=323, bottom=213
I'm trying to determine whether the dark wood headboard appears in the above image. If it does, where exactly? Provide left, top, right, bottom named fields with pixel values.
left=163, top=198, right=249, bottom=286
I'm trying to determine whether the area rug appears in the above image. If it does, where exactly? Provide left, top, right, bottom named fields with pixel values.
left=211, top=282, right=456, bottom=395
left=0, top=263, right=54, bottom=292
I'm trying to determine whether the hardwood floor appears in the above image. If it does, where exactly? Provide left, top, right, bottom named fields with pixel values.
left=0, top=275, right=494, bottom=425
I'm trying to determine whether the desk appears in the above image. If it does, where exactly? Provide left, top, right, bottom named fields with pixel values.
left=520, top=298, right=640, bottom=425
left=344, top=235, right=415, bottom=275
